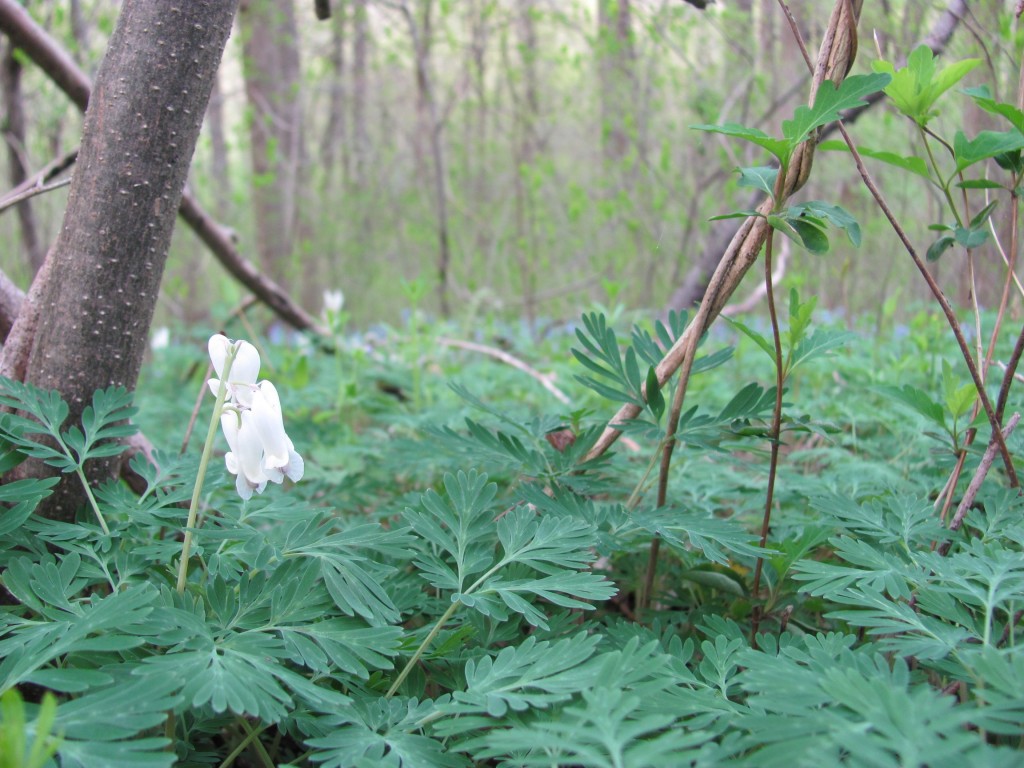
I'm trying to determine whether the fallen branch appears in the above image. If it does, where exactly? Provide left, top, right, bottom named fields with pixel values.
left=0, top=0, right=326, bottom=336
left=438, top=336, right=570, bottom=404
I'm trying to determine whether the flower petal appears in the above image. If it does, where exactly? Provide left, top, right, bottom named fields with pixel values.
left=208, top=334, right=231, bottom=378
left=284, top=448, right=304, bottom=482
left=231, top=341, right=261, bottom=387
left=220, top=410, right=242, bottom=452
left=250, top=382, right=293, bottom=470
left=228, top=410, right=268, bottom=487
left=208, top=335, right=261, bottom=405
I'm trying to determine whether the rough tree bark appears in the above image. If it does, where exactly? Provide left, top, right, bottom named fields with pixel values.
left=1, top=0, right=239, bottom=521
left=239, top=0, right=307, bottom=285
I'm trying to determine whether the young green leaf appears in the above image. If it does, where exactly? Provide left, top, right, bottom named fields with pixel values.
left=782, top=73, right=892, bottom=147
left=646, top=366, right=665, bottom=422
left=689, top=122, right=791, bottom=166
left=737, top=166, right=779, bottom=197
left=818, top=139, right=932, bottom=181
left=872, top=45, right=979, bottom=125
left=953, top=129, right=1024, bottom=174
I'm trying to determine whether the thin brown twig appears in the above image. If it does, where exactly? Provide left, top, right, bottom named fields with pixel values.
left=0, top=176, right=70, bottom=213
left=950, top=413, right=1021, bottom=534
left=939, top=412, right=1021, bottom=556
left=750, top=224, right=785, bottom=642
left=180, top=362, right=214, bottom=456
left=997, top=324, right=1024, bottom=423
left=836, top=121, right=1018, bottom=487
left=996, top=358, right=1024, bottom=387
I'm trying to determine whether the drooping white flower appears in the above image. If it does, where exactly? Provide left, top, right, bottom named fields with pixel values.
left=208, top=334, right=261, bottom=406
left=322, top=289, right=345, bottom=314
left=220, top=408, right=268, bottom=500
left=250, top=381, right=304, bottom=483
left=207, top=334, right=303, bottom=499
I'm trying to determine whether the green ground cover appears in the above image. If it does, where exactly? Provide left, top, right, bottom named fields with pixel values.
left=4, top=302, right=1023, bottom=766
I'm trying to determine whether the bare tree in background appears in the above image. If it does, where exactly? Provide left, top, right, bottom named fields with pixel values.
left=1, top=39, right=45, bottom=273
left=322, top=0, right=350, bottom=189
left=239, top=0, right=307, bottom=285
left=511, top=0, right=541, bottom=325
left=597, top=0, right=633, bottom=165
left=352, top=0, right=370, bottom=190
left=0, top=0, right=238, bottom=520
left=206, top=68, right=231, bottom=220
left=397, top=0, right=454, bottom=316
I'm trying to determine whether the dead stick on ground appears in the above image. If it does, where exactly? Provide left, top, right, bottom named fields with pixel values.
left=438, top=336, right=570, bottom=405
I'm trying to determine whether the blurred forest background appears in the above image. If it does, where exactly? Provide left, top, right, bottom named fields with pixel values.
left=0, top=0, right=1014, bottom=329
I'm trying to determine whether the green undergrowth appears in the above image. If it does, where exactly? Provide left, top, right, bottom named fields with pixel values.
left=0, top=303, right=1022, bottom=767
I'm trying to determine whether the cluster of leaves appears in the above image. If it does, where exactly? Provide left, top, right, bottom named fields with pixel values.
left=1, top=292, right=1022, bottom=767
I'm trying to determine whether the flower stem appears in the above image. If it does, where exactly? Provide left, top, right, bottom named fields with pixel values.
left=386, top=599, right=460, bottom=698
left=226, top=719, right=274, bottom=768
left=176, top=346, right=236, bottom=594
left=75, top=466, right=110, bottom=534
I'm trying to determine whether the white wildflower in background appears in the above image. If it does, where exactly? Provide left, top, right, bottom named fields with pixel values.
left=322, top=289, right=345, bottom=315
left=208, top=334, right=304, bottom=500
left=150, top=326, right=171, bottom=351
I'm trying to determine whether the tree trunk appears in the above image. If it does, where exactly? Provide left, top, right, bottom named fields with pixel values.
left=352, top=0, right=369, bottom=190
left=1, top=39, right=45, bottom=273
left=239, top=0, right=306, bottom=284
left=322, top=0, right=349, bottom=189
left=513, top=0, right=540, bottom=328
left=597, top=0, right=632, bottom=164
left=1, top=0, right=238, bottom=521
left=68, top=0, right=88, bottom=64
left=401, top=0, right=452, bottom=316
left=411, top=0, right=433, bottom=180
left=206, top=67, right=231, bottom=220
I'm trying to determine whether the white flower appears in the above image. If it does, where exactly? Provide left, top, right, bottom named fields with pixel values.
left=150, top=326, right=171, bottom=351
left=250, top=381, right=304, bottom=483
left=208, top=334, right=261, bottom=406
left=220, top=408, right=268, bottom=500
left=323, top=289, right=345, bottom=314
left=207, top=334, right=303, bottom=499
